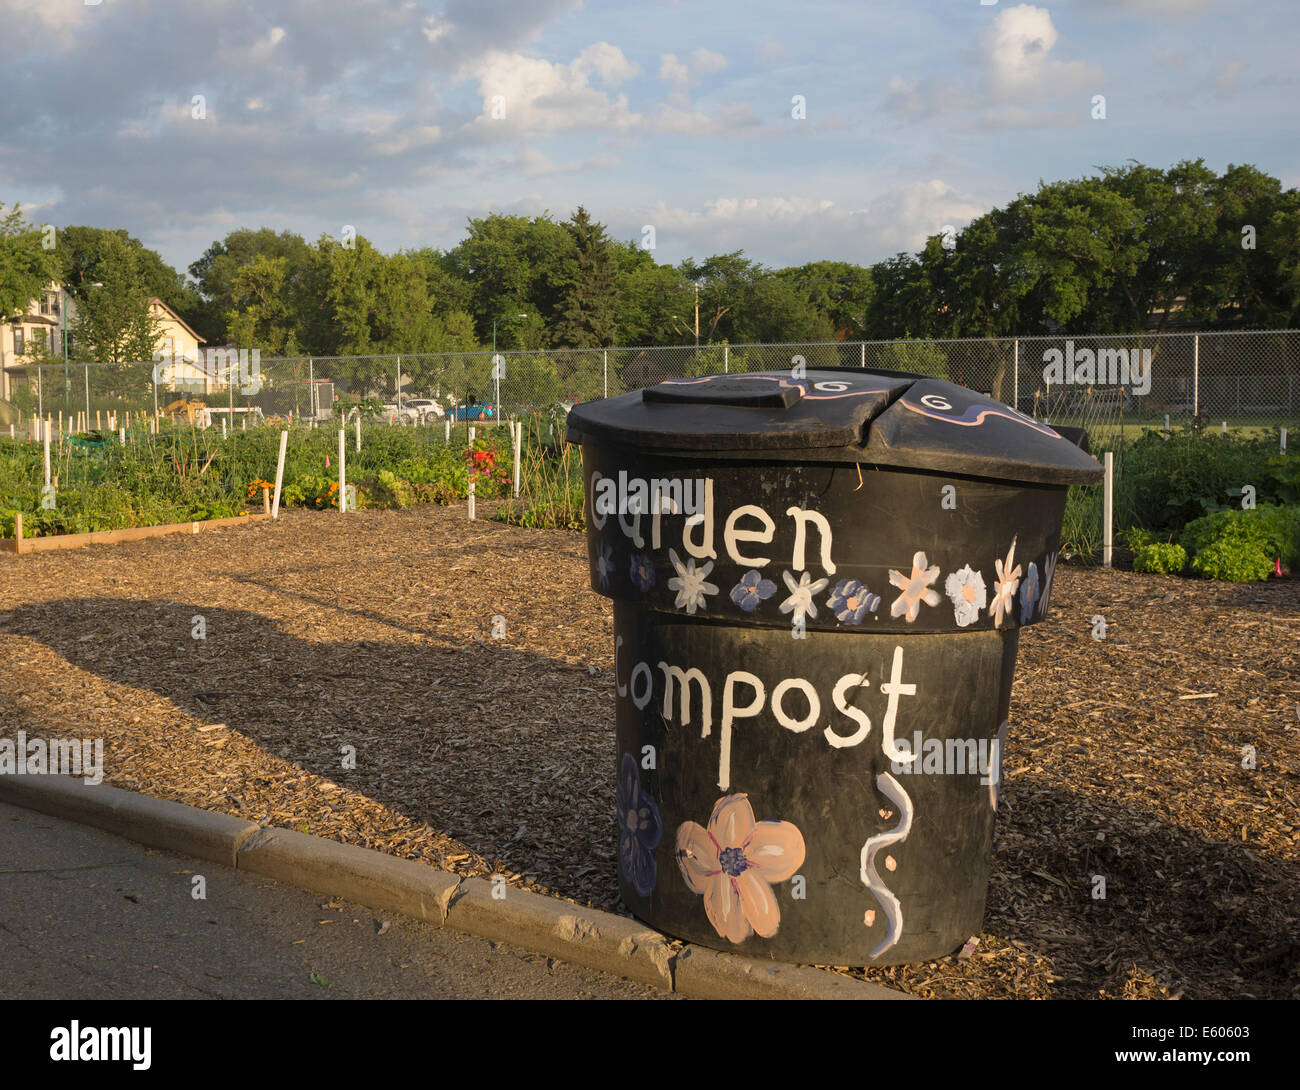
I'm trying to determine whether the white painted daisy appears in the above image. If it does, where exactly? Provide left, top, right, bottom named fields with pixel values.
left=779, top=569, right=830, bottom=626
left=888, top=551, right=941, bottom=623
left=667, top=548, right=719, bottom=615
left=944, top=564, right=987, bottom=628
left=990, top=537, right=1023, bottom=627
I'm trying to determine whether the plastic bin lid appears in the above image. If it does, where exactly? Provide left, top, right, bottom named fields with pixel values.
left=565, top=366, right=1103, bottom=486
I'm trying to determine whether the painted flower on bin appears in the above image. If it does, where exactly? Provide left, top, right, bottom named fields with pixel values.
left=1038, top=552, right=1058, bottom=618
left=827, top=578, right=881, bottom=625
left=675, top=794, right=805, bottom=944
left=990, top=538, right=1023, bottom=627
left=944, top=564, right=987, bottom=628
left=1019, top=561, right=1041, bottom=624
left=618, top=753, right=663, bottom=897
left=779, top=570, right=830, bottom=626
left=667, top=548, right=719, bottom=615
left=629, top=551, right=655, bottom=592
left=889, top=551, right=941, bottom=623
left=731, top=569, right=778, bottom=612
left=594, top=541, right=614, bottom=589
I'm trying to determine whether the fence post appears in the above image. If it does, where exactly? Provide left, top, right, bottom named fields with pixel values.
left=308, top=357, right=314, bottom=424
left=861, top=342, right=865, bottom=368
left=1192, top=334, right=1199, bottom=418
left=1012, top=339, right=1019, bottom=410
left=724, top=345, right=729, bottom=373
left=1103, top=451, right=1114, bottom=569
left=603, top=349, right=608, bottom=399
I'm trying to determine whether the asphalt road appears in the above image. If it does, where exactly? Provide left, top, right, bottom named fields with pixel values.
left=0, top=801, right=676, bottom=1000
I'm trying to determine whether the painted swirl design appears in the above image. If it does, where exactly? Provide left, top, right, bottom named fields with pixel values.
left=861, top=771, right=914, bottom=960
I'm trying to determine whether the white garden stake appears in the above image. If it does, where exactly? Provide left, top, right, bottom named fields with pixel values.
left=444, top=416, right=451, bottom=444
left=338, top=428, right=347, bottom=513
left=1281, top=427, right=1287, bottom=453
left=513, top=419, right=521, bottom=499
left=271, top=429, right=289, bottom=519
left=119, top=427, right=125, bottom=445
left=43, top=419, right=51, bottom=487
left=1103, top=451, right=1114, bottom=569
left=355, top=414, right=361, bottom=453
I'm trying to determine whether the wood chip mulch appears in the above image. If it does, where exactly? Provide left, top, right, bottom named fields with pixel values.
left=1, top=502, right=1296, bottom=1000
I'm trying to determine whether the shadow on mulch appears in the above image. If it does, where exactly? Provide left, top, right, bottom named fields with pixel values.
left=4, top=594, right=1297, bottom=999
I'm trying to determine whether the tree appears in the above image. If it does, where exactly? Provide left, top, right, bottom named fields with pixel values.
left=612, top=242, right=691, bottom=345
left=224, top=255, right=300, bottom=356
left=774, top=260, right=874, bottom=340
left=0, top=203, right=60, bottom=320
left=188, top=228, right=312, bottom=345
left=444, top=213, right=578, bottom=345
left=555, top=206, right=618, bottom=347
left=67, top=230, right=162, bottom=366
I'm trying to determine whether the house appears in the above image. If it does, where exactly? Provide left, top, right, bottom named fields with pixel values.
left=147, top=297, right=213, bottom=393
left=0, top=283, right=67, bottom=401
left=1, top=289, right=212, bottom=401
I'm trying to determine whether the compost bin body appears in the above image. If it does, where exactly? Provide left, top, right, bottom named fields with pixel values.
left=568, top=368, right=1101, bottom=966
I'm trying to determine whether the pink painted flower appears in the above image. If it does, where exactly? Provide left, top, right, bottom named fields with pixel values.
left=888, top=551, right=941, bottom=623
left=990, top=537, right=1023, bottom=627
left=675, top=794, right=805, bottom=944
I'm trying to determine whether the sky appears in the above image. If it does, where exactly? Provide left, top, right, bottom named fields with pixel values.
left=1, top=0, right=1297, bottom=277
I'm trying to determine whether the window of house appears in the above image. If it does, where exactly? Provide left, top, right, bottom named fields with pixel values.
left=13, top=328, right=24, bottom=355
left=32, top=328, right=46, bottom=353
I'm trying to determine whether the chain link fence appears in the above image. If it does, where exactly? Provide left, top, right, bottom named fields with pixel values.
left=4, top=330, right=1296, bottom=444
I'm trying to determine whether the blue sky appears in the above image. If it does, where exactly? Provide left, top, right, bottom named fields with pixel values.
left=1, top=0, right=1296, bottom=276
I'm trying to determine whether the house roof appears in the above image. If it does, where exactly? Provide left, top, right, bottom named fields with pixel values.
left=148, top=297, right=206, bottom=344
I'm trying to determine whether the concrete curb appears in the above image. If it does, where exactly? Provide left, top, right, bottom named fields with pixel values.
left=0, top=776, right=909, bottom=1000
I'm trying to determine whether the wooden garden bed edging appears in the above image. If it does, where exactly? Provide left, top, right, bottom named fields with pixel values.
left=1, top=511, right=271, bottom=555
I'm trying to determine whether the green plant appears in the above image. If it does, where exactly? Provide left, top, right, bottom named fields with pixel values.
left=1133, top=542, right=1187, bottom=574
left=1180, top=504, right=1300, bottom=569
left=1190, top=537, right=1275, bottom=582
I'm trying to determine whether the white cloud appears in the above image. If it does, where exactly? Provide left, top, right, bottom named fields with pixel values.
left=981, top=5, right=1099, bottom=97
left=658, top=48, right=728, bottom=106
left=626, top=182, right=987, bottom=267
left=470, top=46, right=639, bottom=133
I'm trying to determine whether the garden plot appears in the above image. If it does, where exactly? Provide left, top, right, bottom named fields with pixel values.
left=0, top=503, right=1296, bottom=999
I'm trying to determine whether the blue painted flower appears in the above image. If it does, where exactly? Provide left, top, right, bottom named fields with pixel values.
left=827, top=578, right=881, bottom=625
left=617, top=753, right=663, bottom=897
left=629, top=551, right=655, bottom=592
left=1019, top=561, right=1041, bottom=624
left=594, top=541, right=614, bottom=589
left=730, top=569, right=778, bottom=612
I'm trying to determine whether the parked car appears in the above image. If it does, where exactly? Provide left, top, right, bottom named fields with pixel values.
left=448, top=400, right=495, bottom=421
left=404, top=398, right=446, bottom=424
left=379, top=401, right=421, bottom=425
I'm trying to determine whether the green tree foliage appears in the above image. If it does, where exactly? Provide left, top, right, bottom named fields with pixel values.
left=555, top=206, right=618, bottom=348
left=188, top=228, right=312, bottom=345
left=67, top=230, right=162, bottom=367
left=444, top=212, right=578, bottom=346
left=0, top=203, right=60, bottom=320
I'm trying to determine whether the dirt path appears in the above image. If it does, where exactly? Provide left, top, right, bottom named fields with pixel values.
left=2, top=502, right=1296, bottom=998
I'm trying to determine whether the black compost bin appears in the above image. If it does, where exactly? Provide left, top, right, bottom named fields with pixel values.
left=566, top=367, right=1103, bottom=966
